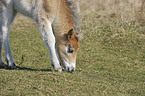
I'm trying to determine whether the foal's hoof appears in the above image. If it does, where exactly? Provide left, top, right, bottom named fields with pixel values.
left=0, top=63, right=6, bottom=69
left=7, top=63, right=17, bottom=70
left=52, top=64, right=62, bottom=72
left=7, top=66, right=17, bottom=70
left=54, top=67, right=62, bottom=72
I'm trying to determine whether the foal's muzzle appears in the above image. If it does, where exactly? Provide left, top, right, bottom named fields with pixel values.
left=62, top=60, right=76, bottom=73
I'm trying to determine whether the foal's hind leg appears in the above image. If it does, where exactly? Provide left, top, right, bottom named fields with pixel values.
left=0, top=20, right=5, bottom=68
left=0, top=4, right=17, bottom=69
left=0, top=39, right=6, bottom=68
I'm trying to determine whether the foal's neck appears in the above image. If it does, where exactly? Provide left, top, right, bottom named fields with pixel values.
left=53, top=0, right=74, bottom=42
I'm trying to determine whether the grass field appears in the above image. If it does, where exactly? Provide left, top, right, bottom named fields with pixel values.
left=0, top=0, right=145, bottom=95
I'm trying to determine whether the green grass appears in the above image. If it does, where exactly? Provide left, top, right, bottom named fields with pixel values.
left=0, top=11, right=144, bottom=95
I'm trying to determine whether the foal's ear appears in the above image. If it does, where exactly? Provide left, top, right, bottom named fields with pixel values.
left=63, top=29, right=76, bottom=41
left=68, top=29, right=75, bottom=39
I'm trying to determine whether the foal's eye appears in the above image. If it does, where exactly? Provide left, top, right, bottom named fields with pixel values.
left=67, top=47, right=75, bottom=53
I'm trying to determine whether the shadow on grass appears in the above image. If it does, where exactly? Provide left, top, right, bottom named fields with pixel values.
left=0, top=64, right=52, bottom=72
left=16, top=66, right=52, bottom=72
left=8, top=55, right=52, bottom=72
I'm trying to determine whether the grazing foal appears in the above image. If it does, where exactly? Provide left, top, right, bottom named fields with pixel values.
left=0, top=0, right=80, bottom=72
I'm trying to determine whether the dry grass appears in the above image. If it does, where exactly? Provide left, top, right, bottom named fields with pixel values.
left=79, top=0, right=143, bottom=12
left=78, top=0, right=145, bottom=23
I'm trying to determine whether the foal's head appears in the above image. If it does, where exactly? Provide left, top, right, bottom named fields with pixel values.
left=57, top=29, right=79, bottom=72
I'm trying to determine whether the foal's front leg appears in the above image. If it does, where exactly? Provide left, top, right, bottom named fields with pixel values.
left=38, top=20, right=62, bottom=72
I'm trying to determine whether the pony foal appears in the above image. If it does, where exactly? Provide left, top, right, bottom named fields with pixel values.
left=0, top=0, right=80, bottom=72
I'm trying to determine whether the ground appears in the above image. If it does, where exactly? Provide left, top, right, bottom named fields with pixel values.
left=0, top=0, right=145, bottom=95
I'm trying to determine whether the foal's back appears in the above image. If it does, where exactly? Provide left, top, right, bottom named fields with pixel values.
left=0, top=0, right=58, bottom=20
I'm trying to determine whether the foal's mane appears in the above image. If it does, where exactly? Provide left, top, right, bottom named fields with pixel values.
left=65, top=0, right=80, bottom=35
